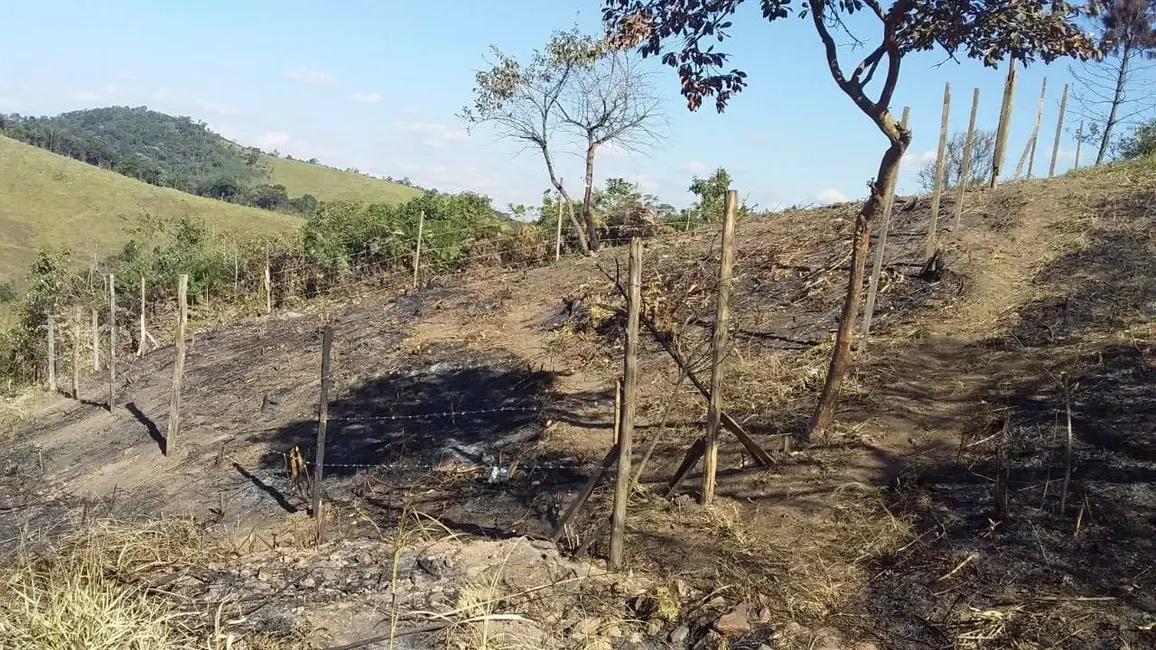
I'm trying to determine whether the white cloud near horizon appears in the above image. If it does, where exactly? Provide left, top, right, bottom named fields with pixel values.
left=815, top=188, right=850, bottom=205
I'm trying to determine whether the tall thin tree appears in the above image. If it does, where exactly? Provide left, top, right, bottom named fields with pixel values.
left=1071, top=0, right=1156, bottom=165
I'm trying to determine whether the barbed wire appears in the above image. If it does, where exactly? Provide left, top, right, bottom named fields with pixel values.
left=268, top=448, right=581, bottom=473
left=325, top=406, right=542, bottom=423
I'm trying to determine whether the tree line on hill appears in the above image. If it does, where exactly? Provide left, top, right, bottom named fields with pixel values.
left=0, top=106, right=323, bottom=216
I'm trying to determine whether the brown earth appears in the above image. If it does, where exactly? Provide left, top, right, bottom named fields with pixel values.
left=2, top=161, right=1155, bottom=649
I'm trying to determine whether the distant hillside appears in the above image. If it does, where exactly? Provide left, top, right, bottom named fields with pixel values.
left=0, top=135, right=300, bottom=287
left=264, top=155, right=423, bottom=204
left=0, top=106, right=423, bottom=216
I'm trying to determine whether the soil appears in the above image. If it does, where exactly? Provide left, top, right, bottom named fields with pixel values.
left=2, top=165, right=1155, bottom=649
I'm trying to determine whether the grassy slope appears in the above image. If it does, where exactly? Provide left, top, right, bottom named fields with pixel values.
left=0, top=135, right=301, bottom=286
left=262, top=155, right=423, bottom=204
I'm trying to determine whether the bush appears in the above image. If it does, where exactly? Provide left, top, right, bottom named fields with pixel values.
left=1115, top=118, right=1156, bottom=161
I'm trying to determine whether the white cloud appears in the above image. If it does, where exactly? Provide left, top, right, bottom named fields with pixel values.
left=678, top=161, right=709, bottom=175
left=152, top=87, right=170, bottom=100
left=815, top=188, right=850, bottom=205
left=900, top=148, right=937, bottom=172
left=401, top=122, right=469, bottom=147
left=195, top=99, right=240, bottom=115
left=350, top=92, right=383, bottom=104
left=286, top=66, right=333, bottom=85
left=257, top=131, right=292, bottom=148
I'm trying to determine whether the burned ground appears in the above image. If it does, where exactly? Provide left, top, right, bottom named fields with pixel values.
left=3, top=162, right=1155, bottom=649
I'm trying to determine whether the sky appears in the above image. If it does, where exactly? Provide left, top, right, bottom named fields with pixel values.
left=0, top=0, right=1126, bottom=213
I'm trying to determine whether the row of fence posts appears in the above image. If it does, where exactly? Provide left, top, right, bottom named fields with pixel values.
left=44, top=273, right=190, bottom=458
left=862, top=64, right=1073, bottom=349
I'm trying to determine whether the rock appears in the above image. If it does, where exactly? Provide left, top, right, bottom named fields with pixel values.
left=669, top=625, right=690, bottom=643
left=604, top=624, right=623, bottom=638
left=358, top=553, right=374, bottom=566
left=757, top=607, right=772, bottom=623
left=715, top=607, right=752, bottom=637
left=256, top=567, right=271, bottom=581
left=301, top=576, right=317, bottom=589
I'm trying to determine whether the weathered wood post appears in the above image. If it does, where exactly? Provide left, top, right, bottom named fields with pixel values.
left=47, top=314, right=56, bottom=393
left=313, top=324, right=334, bottom=541
left=412, top=210, right=425, bottom=289
left=925, top=82, right=952, bottom=262
left=991, top=59, right=1018, bottom=188
left=71, top=306, right=81, bottom=400
left=108, top=273, right=116, bottom=411
left=953, top=89, right=981, bottom=231
left=609, top=238, right=641, bottom=570
left=166, top=274, right=188, bottom=456
left=1049, top=84, right=1069, bottom=178
left=701, top=190, right=738, bottom=506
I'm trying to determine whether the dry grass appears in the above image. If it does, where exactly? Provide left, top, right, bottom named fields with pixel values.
left=0, top=517, right=248, bottom=650
left=0, top=386, right=44, bottom=438
left=630, top=486, right=912, bottom=634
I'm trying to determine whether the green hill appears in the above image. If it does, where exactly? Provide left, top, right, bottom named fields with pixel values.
left=0, top=107, right=423, bottom=217
left=263, top=155, right=424, bottom=204
left=0, top=135, right=300, bottom=288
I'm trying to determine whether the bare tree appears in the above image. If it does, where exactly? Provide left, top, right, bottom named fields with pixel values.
left=460, top=28, right=605, bottom=256
left=917, top=129, right=997, bottom=192
left=604, top=0, right=1099, bottom=439
left=1070, top=0, right=1156, bottom=165
left=558, top=46, right=666, bottom=252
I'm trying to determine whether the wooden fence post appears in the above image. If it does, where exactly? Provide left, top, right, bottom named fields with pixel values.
left=1074, top=120, right=1084, bottom=170
left=701, top=190, right=738, bottom=506
left=47, top=314, right=56, bottom=393
left=263, top=257, right=272, bottom=314
left=554, top=189, right=564, bottom=262
left=108, top=273, right=116, bottom=411
left=91, top=308, right=100, bottom=373
left=1014, top=76, right=1047, bottom=180
left=861, top=106, right=911, bottom=352
left=137, top=275, right=147, bottom=356
left=925, top=82, right=952, bottom=262
left=412, top=210, right=425, bottom=289
left=72, top=306, right=81, bottom=400
left=166, top=274, right=188, bottom=456
left=991, top=58, right=1018, bottom=188
left=1049, top=83, right=1069, bottom=178
left=953, top=89, right=981, bottom=231
left=609, top=238, right=641, bottom=570
left=313, top=324, right=334, bottom=541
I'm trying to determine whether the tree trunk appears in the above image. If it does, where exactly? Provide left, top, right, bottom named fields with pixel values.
left=1096, top=43, right=1131, bottom=166
left=542, top=144, right=591, bottom=256
left=808, top=134, right=908, bottom=439
left=582, top=139, right=601, bottom=252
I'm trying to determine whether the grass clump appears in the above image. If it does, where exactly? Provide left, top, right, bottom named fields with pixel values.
left=0, top=518, right=228, bottom=650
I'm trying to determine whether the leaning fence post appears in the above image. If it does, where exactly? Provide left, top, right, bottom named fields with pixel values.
left=108, top=273, right=116, bottom=411
left=312, top=324, right=334, bottom=541
left=991, top=58, right=1018, bottom=188
left=263, top=256, right=272, bottom=314
left=609, top=238, right=641, bottom=570
left=924, top=82, right=952, bottom=263
left=953, top=88, right=981, bottom=231
left=47, top=313, right=57, bottom=393
left=412, top=210, right=425, bottom=289
left=1049, top=83, right=1069, bottom=178
left=166, top=274, right=188, bottom=456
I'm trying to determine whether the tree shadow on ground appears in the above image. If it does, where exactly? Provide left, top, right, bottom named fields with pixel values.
left=246, top=343, right=610, bottom=539
left=857, top=194, right=1156, bottom=649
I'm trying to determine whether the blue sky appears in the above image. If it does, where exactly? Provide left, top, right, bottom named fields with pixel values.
left=0, top=0, right=1115, bottom=212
